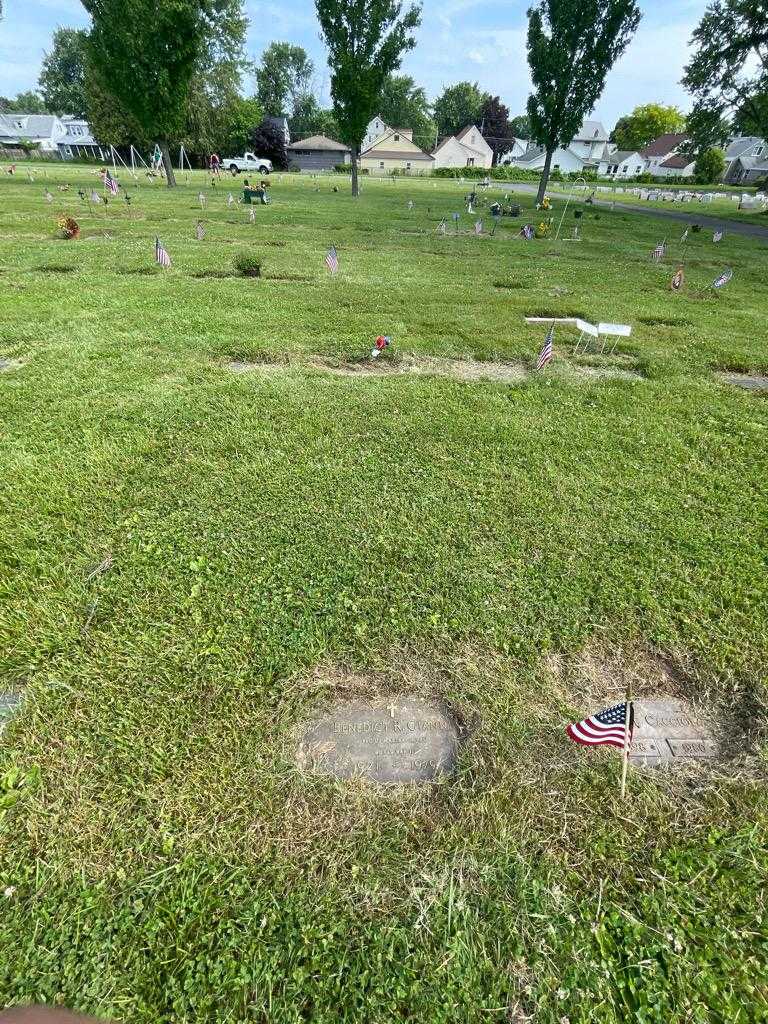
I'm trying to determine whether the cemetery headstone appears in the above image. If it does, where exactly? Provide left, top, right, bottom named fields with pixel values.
left=297, top=697, right=461, bottom=784
left=720, top=373, right=768, bottom=392
left=628, top=699, right=717, bottom=767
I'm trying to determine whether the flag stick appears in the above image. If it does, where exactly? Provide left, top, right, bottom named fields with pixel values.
left=620, top=694, right=633, bottom=800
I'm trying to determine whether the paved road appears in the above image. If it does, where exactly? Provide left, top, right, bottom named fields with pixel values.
left=508, top=182, right=768, bottom=241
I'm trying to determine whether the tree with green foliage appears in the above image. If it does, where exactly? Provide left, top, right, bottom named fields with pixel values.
left=180, top=0, right=251, bottom=160
left=39, top=28, right=89, bottom=117
left=250, top=118, right=289, bottom=169
left=256, top=42, right=313, bottom=118
left=611, top=103, right=684, bottom=150
left=683, top=0, right=768, bottom=147
left=433, top=81, right=487, bottom=138
left=509, top=113, right=532, bottom=139
left=732, top=92, right=768, bottom=137
left=289, top=93, right=339, bottom=141
left=83, top=0, right=232, bottom=186
left=0, top=90, right=47, bottom=113
left=479, top=95, right=515, bottom=164
left=526, top=0, right=641, bottom=203
left=315, top=0, right=421, bottom=196
left=694, top=146, right=726, bottom=183
left=377, top=73, right=435, bottom=148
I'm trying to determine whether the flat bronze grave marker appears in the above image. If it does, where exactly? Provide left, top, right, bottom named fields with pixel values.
left=629, top=699, right=716, bottom=767
left=720, top=373, right=768, bottom=393
left=298, top=697, right=460, bottom=784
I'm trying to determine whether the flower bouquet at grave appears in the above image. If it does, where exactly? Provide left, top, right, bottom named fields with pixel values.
left=57, top=215, right=80, bottom=240
left=534, top=219, right=552, bottom=239
left=536, top=196, right=552, bottom=211
left=370, top=335, right=392, bottom=359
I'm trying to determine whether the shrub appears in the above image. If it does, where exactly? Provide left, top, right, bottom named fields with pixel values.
left=333, top=164, right=368, bottom=174
left=233, top=252, right=263, bottom=277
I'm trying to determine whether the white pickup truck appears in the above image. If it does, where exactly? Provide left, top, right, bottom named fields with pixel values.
left=222, top=151, right=273, bottom=174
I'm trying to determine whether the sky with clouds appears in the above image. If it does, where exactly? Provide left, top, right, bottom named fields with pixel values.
left=0, top=0, right=708, bottom=128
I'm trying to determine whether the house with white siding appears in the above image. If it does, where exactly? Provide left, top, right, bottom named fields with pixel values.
left=432, top=124, right=493, bottom=169
left=360, top=128, right=434, bottom=175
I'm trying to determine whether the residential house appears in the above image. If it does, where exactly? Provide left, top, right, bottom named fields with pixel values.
left=360, top=128, right=434, bottom=175
left=432, top=124, right=493, bottom=169
left=0, top=113, right=68, bottom=154
left=287, top=134, right=351, bottom=171
left=0, top=112, right=104, bottom=160
left=363, top=115, right=390, bottom=150
left=639, top=133, right=688, bottom=175
left=723, top=137, right=767, bottom=184
left=498, top=138, right=529, bottom=164
left=654, top=153, right=696, bottom=179
left=569, top=119, right=613, bottom=168
left=507, top=145, right=585, bottom=175
left=602, top=150, right=645, bottom=177
left=57, top=117, right=106, bottom=161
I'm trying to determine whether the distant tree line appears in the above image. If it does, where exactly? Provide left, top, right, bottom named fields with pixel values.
left=2, top=0, right=759, bottom=190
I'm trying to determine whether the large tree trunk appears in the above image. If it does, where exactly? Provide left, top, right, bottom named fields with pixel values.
left=536, top=148, right=554, bottom=205
left=350, top=142, right=359, bottom=197
left=160, top=138, right=177, bottom=188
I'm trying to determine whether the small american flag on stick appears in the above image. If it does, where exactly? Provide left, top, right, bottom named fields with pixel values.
left=651, top=240, right=666, bottom=261
left=103, top=169, right=119, bottom=195
left=536, top=323, right=554, bottom=370
left=567, top=702, right=634, bottom=750
left=154, top=237, right=171, bottom=267
left=325, top=245, right=338, bottom=274
left=713, top=229, right=723, bottom=243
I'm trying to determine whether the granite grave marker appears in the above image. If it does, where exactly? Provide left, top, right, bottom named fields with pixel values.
left=298, top=697, right=460, bottom=784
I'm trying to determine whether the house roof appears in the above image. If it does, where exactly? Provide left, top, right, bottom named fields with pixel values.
left=287, top=134, right=350, bottom=152
left=660, top=153, right=694, bottom=169
left=607, top=150, right=641, bottom=163
left=731, top=155, right=768, bottom=171
left=361, top=129, right=433, bottom=159
left=574, top=119, right=608, bottom=142
left=360, top=149, right=434, bottom=161
left=455, top=124, right=481, bottom=142
left=725, top=136, right=765, bottom=159
left=639, top=133, right=687, bottom=158
left=0, top=113, right=61, bottom=139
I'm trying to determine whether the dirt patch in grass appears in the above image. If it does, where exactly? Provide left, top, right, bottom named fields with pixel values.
left=311, top=355, right=529, bottom=384
left=717, top=371, right=768, bottom=393
left=265, top=240, right=287, bottom=247
left=223, top=353, right=645, bottom=385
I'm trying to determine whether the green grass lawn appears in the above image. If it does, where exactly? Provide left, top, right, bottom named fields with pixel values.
left=0, top=164, right=767, bottom=1024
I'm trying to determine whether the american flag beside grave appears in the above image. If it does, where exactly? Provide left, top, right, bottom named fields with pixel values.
left=155, top=237, right=171, bottom=268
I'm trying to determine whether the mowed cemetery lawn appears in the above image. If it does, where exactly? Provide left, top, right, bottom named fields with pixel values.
left=0, top=164, right=767, bottom=1023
